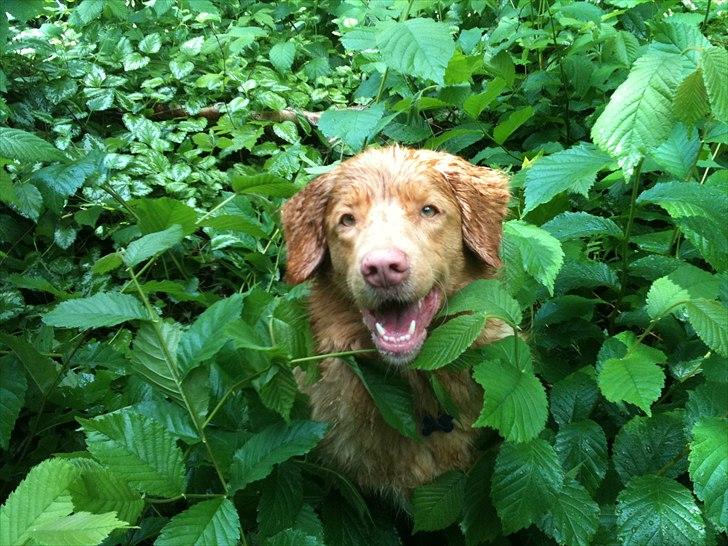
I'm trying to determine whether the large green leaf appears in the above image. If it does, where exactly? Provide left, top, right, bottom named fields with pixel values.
left=686, top=299, right=728, bottom=357
left=554, top=419, right=608, bottom=492
left=269, top=41, right=296, bottom=72
left=650, top=123, right=700, bottom=179
left=537, top=478, right=600, bottom=546
left=491, top=439, right=564, bottom=533
left=345, top=359, right=418, bottom=440
left=412, top=471, right=466, bottom=532
left=702, top=46, right=728, bottom=123
left=177, top=294, right=243, bottom=375
left=375, top=18, right=456, bottom=84
left=542, top=211, right=622, bottom=241
left=689, top=417, right=728, bottom=531
left=591, top=46, right=690, bottom=174
left=155, top=498, right=241, bottom=546
left=31, top=511, right=128, bottom=546
left=645, top=276, right=691, bottom=319
left=0, top=127, right=65, bottom=163
left=550, top=369, right=599, bottom=426
left=132, top=197, right=198, bottom=235
left=0, top=458, right=78, bottom=546
left=78, top=410, right=186, bottom=497
left=524, top=144, right=612, bottom=213
left=673, top=69, right=710, bottom=124
left=637, top=181, right=728, bottom=225
left=503, top=220, right=564, bottom=295
left=0, top=357, right=26, bottom=450
left=123, top=225, right=184, bottom=267
left=230, top=173, right=297, bottom=198
left=229, top=421, right=327, bottom=492
left=493, top=106, right=534, bottom=145
left=616, top=475, right=705, bottom=545
left=460, top=453, right=501, bottom=545
left=318, top=103, right=385, bottom=152
left=43, top=292, right=148, bottom=329
left=440, top=279, right=522, bottom=326
left=411, top=312, right=487, bottom=370
left=258, top=463, right=303, bottom=538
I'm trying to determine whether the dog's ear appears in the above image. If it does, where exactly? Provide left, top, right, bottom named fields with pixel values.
left=437, top=155, right=510, bottom=268
left=281, top=172, right=336, bottom=284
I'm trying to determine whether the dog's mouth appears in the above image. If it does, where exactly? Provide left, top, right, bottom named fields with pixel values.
left=361, top=288, right=442, bottom=364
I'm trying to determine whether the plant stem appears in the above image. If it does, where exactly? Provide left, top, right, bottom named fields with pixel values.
left=701, top=0, right=712, bottom=29
left=547, top=6, right=570, bottom=143
left=616, top=160, right=644, bottom=302
left=290, top=349, right=377, bottom=364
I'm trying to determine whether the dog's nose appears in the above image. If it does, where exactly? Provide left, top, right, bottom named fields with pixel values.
left=360, top=249, right=410, bottom=287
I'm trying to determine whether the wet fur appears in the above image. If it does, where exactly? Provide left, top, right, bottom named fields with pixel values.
left=282, top=146, right=510, bottom=502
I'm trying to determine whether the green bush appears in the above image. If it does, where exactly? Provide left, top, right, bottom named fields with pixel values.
left=0, top=1, right=726, bottom=545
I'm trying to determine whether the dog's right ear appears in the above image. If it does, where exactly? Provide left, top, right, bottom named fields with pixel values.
left=281, top=172, right=336, bottom=284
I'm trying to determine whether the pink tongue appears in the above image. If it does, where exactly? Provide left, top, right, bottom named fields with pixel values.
left=374, top=303, right=418, bottom=335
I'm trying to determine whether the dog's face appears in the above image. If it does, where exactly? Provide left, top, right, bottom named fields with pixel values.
left=282, top=146, right=510, bottom=364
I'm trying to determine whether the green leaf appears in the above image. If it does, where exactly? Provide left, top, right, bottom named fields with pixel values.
left=318, top=103, right=385, bottom=152
left=650, top=123, right=700, bottom=179
left=686, top=299, right=728, bottom=357
left=0, top=458, right=78, bottom=546
left=31, top=511, right=128, bottom=546
left=345, top=359, right=418, bottom=440
left=472, top=338, right=547, bottom=442
left=524, top=144, right=611, bottom=213
left=92, top=253, right=123, bottom=275
left=702, top=47, right=728, bottom=123
left=613, top=413, right=687, bottom=484
left=0, top=357, right=26, bottom=450
left=198, top=214, right=266, bottom=238
left=229, top=421, right=327, bottom=492
left=0, top=333, right=58, bottom=393
left=503, top=220, right=564, bottom=295
left=674, top=69, right=710, bottom=125
left=493, top=106, right=534, bottom=145
left=411, top=312, right=487, bottom=370
left=269, top=42, right=296, bottom=72
left=689, top=417, right=728, bottom=532
left=132, top=197, right=198, bottom=235
left=555, top=420, right=608, bottom=492
left=123, top=225, right=184, bottom=267
left=542, top=211, right=622, bottom=242
left=537, top=478, right=600, bottom=546
left=463, top=78, right=506, bottom=118
left=231, top=173, right=297, bottom=198
left=258, top=463, right=303, bottom=538
left=550, top=369, right=599, bottom=426
left=31, top=151, right=104, bottom=198
left=375, top=18, right=456, bottom=85
left=459, top=453, right=501, bottom=545
left=139, top=33, right=162, bottom=54
left=645, top=276, right=690, bottom=320
left=43, top=292, right=148, bottom=329
left=10, top=182, right=43, bottom=221
left=440, top=279, right=522, bottom=326
left=637, top=181, right=728, bottom=225
left=592, top=47, right=690, bottom=174
left=616, top=475, right=705, bottom=545
left=412, top=471, right=466, bottom=532
left=0, top=127, right=64, bottom=163
left=491, top=439, right=564, bottom=533
left=155, top=498, right=241, bottom=546
left=256, top=366, right=298, bottom=421
left=78, top=410, right=186, bottom=497
left=177, top=294, right=243, bottom=375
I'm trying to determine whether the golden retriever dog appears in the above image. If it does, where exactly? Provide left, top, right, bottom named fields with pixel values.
left=281, top=146, right=510, bottom=503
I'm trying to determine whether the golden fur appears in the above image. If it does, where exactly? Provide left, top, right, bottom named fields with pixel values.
left=281, top=146, right=510, bottom=502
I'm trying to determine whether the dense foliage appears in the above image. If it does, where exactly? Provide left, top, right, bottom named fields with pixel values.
left=1, top=0, right=727, bottom=545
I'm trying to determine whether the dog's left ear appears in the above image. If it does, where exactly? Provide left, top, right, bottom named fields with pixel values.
left=437, top=155, right=511, bottom=268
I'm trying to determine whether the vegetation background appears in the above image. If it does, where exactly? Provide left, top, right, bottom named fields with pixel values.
left=0, top=0, right=726, bottom=545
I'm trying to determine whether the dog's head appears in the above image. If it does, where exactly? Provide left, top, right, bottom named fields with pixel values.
left=281, top=146, right=510, bottom=364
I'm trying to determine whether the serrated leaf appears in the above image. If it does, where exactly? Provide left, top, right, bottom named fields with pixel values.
left=686, top=299, right=728, bottom=357
left=31, top=511, right=128, bottom=546
left=637, top=180, right=728, bottom=225
left=555, top=420, right=608, bottom=493
left=92, top=253, right=123, bottom=275
left=537, top=478, right=600, bottom=546
left=0, top=357, right=26, bottom=450
left=491, top=439, right=564, bottom=533
left=155, top=498, right=240, bottom=546
left=123, top=225, right=184, bottom=267
left=555, top=261, right=620, bottom=294
left=542, top=211, right=622, bottom=241
left=702, top=46, right=728, bottom=123
left=550, top=369, right=599, bottom=426
left=412, top=471, right=466, bottom=532
left=472, top=338, right=547, bottom=442
left=79, top=410, right=186, bottom=497
left=674, top=69, right=710, bottom=124
left=524, top=144, right=612, bottom=213
left=198, top=214, right=266, bottom=238
left=440, top=279, right=522, bottom=326
left=616, top=475, right=705, bottom=545
left=685, top=382, right=728, bottom=435
left=230, top=173, right=297, bottom=198
left=269, top=42, right=295, bottom=72
left=463, top=78, right=506, bottom=118
left=460, top=453, right=501, bottom=545
left=411, top=312, right=487, bottom=370
left=10, top=182, right=43, bottom=221
left=132, top=197, right=198, bottom=235
left=645, top=276, right=691, bottom=319
left=139, top=33, right=162, bottom=54
left=31, top=151, right=104, bottom=198
left=256, top=366, right=298, bottom=421
left=0, top=127, right=65, bottom=163
left=177, top=294, right=243, bottom=375
left=503, top=220, right=564, bottom=295
left=229, top=421, right=327, bottom=492
left=650, top=123, right=700, bottom=179
left=43, top=292, right=148, bottom=329
left=592, top=47, right=690, bottom=174
left=493, top=106, right=533, bottom=145
left=376, top=18, right=456, bottom=84
left=318, top=103, right=385, bottom=152
left=258, top=463, right=303, bottom=538
left=613, top=413, right=687, bottom=484
left=689, top=417, right=728, bottom=532
left=0, top=458, right=78, bottom=546
left=345, top=358, right=418, bottom=440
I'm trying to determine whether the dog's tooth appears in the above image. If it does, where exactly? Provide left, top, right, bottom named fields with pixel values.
left=375, top=322, right=386, bottom=336
left=409, top=320, right=416, bottom=335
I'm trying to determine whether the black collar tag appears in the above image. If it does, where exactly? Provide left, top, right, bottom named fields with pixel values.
left=421, top=413, right=454, bottom=436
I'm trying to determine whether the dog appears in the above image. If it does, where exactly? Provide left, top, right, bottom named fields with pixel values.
left=281, top=146, right=511, bottom=503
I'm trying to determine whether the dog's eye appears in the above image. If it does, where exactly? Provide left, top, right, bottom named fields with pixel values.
left=420, top=205, right=439, bottom=218
left=339, top=213, right=356, bottom=227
